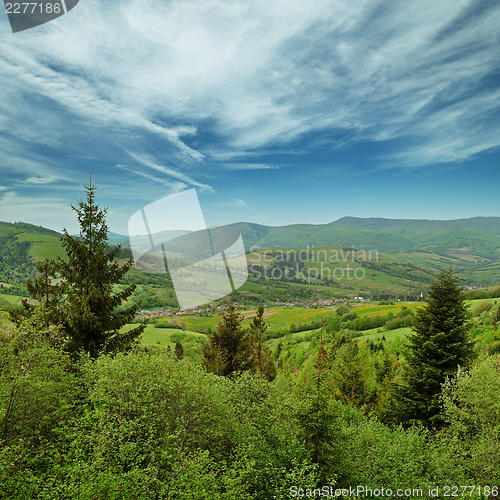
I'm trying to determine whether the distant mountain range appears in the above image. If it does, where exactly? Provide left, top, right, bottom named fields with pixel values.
left=2, top=215, right=500, bottom=260
left=231, top=216, right=500, bottom=257
left=2, top=217, right=500, bottom=291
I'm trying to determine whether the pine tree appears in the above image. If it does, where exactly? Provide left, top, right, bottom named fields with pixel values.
left=249, top=304, right=276, bottom=381
left=202, top=302, right=253, bottom=377
left=395, top=267, right=475, bottom=427
left=27, top=260, right=64, bottom=327
left=55, top=179, right=145, bottom=357
left=296, top=340, right=337, bottom=482
left=174, top=341, right=184, bottom=360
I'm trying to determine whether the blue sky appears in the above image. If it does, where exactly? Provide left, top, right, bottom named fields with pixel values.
left=1, top=0, right=499, bottom=234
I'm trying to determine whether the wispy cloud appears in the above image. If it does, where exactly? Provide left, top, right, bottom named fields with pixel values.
left=125, top=151, right=214, bottom=191
left=2, top=0, right=499, bottom=169
left=1, top=0, right=499, bottom=228
left=25, top=175, right=57, bottom=184
left=223, top=198, right=251, bottom=209
left=116, top=163, right=188, bottom=192
left=223, top=163, right=279, bottom=171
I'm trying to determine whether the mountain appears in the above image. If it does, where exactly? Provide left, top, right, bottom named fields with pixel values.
left=2, top=217, right=500, bottom=289
left=232, top=216, right=500, bottom=256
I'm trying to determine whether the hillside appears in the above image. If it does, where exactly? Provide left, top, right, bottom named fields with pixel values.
left=233, top=216, right=500, bottom=254
left=1, top=217, right=500, bottom=307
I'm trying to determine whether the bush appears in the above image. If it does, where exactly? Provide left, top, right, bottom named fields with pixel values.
left=431, top=356, right=500, bottom=484
left=473, top=301, right=493, bottom=317
left=154, top=319, right=184, bottom=329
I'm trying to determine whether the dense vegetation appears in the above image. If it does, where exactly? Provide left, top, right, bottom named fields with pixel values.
left=1, top=304, right=500, bottom=498
left=1, top=201, right=500, bottom=498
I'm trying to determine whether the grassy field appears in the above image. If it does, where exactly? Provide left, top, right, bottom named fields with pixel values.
left=360, top=327, right=412, bottom=342
left=0, top=310, right=12, bottom=330
left=352, top=302, right=421, bottom=316
left=1, top=290, right=498, bottom=363
left=468, top=297, right=500, bottom=312
left=15, top=233, right=65, bottom=262
left=122, top=323, right=208, bottom=362
left=0, top=294, right=24, bottom=304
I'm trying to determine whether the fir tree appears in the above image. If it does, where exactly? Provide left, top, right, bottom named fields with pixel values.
left=249, top=304, right=276, bottom=381
left=395, top=267, right=475, bottom=427
left=202, top=302, right=253, bottom=377
left=55, top=179, right=144, bottom=357
left=174, top=341, right=183, bottom=360
left=296, top=341, right=337, bottom=482
left=27, top=260, right=64, bottom=327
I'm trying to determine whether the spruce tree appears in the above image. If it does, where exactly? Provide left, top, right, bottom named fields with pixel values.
left=249, top=304, right=276, bottom=381
left=296, top=344, right=337, bottom=482
left=395, top=267, right=475, bottom=427
left=202, top=302, right=253, bottom=377
left=55, top=179, right=145, bottom=357
left=174, top=341, right=184, bottom=360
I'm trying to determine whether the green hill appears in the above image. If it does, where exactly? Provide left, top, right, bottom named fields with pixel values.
left=233, top=216, right=500, bottom=254
left=2, top=217, right=500, bottom=306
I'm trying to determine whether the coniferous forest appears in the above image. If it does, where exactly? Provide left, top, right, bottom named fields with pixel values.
left=1, top=185, right=500, bottom=500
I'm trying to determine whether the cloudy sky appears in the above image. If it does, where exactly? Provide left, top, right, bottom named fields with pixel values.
left=1, top=0, right=499, bottom=234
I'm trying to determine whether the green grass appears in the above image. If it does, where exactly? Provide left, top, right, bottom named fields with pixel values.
left=0, top=293, right=24, bottom=304
left=360, top=327, right=412, bottom=342
left=0, top=310, right=13, bottom=329
left=353, top=302, right=421, bottom=316
left=122, top=323, right=208, bottom=362
left=468, top=298, right=500, bottom=312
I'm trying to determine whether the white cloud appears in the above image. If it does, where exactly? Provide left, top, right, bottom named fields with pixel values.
left=0, top=0, right=499, bottom=176
left=223, top=163, right=279, bottom=170
left=125, top=152, right=214, bottom=191
left=223, top=198, right=251, bottom=209
left=25, top=175, right=57, bottom=184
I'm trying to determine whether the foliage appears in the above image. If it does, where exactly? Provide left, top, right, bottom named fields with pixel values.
left=202, top=302, right=254, bottom=377
left=55, top=181, right=145, bottom=357
left=431, top=355, right=500, bottom=484
left=328, top=339, right=375, bottom=408
left=0, top=349, right=319, bottom=499
left=395, top=267, right=475, bottom=427
left=335, top=404, right=431, bottom=492
left=0, top=307, right=78, bottom=446
left=249, top=304, right=276, bottom=381
left=174, top=340, right=183, bottom=360
left=295, top=347, right=338, bottom=483
left=472, top=300, right=493, bottom=317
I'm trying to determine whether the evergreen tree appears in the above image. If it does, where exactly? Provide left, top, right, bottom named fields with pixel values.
left=10, top=254, right=64, bottom=328
left=331, top=339, right=373, bottom=408
left=55, top=180, right=144, bottom=357
left=53, top=180, right=144, bottom=357
left=27, top=260, right=64, bottom=327
left=395, top=267, right=475, bottom=427
left=249, top=304, right=276, bottom=381
left=296, top=345, right=337, bottom=482
left=202, top=302, right=253, bottom=377
left=174, top=341, right=183, bottom=360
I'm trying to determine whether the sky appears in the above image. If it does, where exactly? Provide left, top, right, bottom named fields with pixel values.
left=0, top=0, right=499, bottom=235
